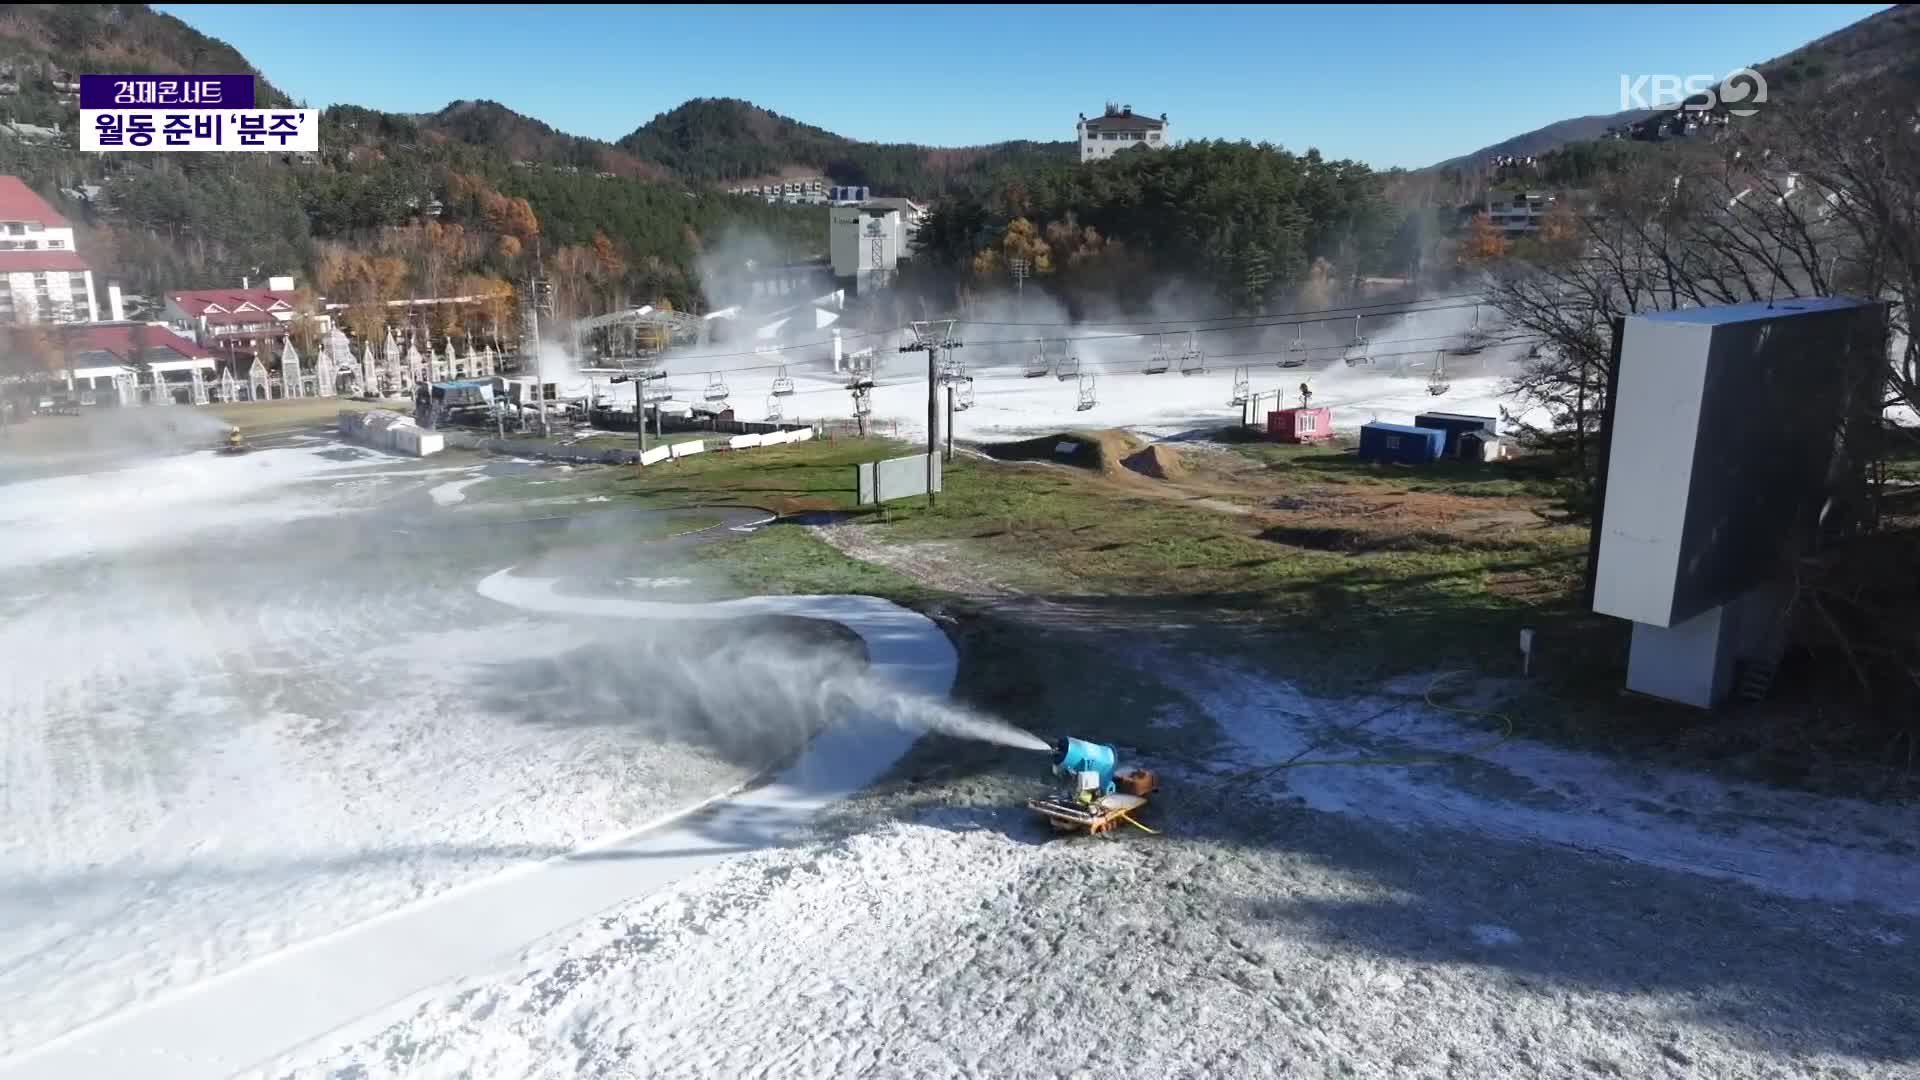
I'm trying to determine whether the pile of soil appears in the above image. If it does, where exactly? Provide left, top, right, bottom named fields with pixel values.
left=981, top=429, right=1145, bottom=473
left=1122, top=443, right=1189, bottom=481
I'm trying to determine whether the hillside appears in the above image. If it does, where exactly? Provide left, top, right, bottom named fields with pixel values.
left=1428, top=109, right=1653, bottom=172
left=617, top=97, right=1075, bottom=197
left=0, top=5, right=825, bottom=312
left=0, top=3, right=289, bottom=126
left=1429, top=4, right=1920, bottom=171
left=418, top=100, right=669, bottom=181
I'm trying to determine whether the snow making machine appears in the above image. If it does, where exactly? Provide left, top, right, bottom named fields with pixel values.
left=1027, top=737, right=1159, bottom=837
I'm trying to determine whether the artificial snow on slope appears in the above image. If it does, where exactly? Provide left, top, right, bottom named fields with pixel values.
left=628, top=301, right=1540, bottom=443
left=1168, top=661, right=1920, bottom=916
left=261, top=808, right=1918, bottom=1080
left=0, top=449, right=782, bottom=1063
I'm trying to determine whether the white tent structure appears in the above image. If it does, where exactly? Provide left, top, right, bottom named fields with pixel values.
left=383, top=327, right=406, bottom=393
left=249, top=355, right=272, bottom=401
left=218, top=366, right=239, bottom=404
left=403, top=337, right=424, bottom=389
left=361, top=343, right=380, bottom=397
left=280, top=340, right=305, bottom=399
left=189, top=366, right=208, bottom=406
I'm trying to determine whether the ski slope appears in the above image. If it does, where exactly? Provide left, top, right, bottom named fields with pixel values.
left=616, top=298, right=1542, bottom=442
left=0, top=440, right=952, bottom=1078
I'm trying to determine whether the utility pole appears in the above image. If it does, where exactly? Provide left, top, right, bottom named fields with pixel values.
left=901, top=320, right=959, bottom=509
left=526, top=255, right=554, bottom=439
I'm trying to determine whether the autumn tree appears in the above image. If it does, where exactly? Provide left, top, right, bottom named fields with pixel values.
left=973, top=216, right=1052, bottom=279
left=456, top=273, right=517, bottom=347
left=591, top=230, right=626, bottom=309
left=317, top=244, right=409, bottom=348
left=286, top=286, right=327, bottom=359
left=1459, top=211, right=1509, bottom=266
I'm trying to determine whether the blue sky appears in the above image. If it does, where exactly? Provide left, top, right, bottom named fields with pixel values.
left=158, top=3, right=1887, bottom=169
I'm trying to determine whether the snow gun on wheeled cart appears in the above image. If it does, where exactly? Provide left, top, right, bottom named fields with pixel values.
left=1026, top=737, right=1159, bottom=837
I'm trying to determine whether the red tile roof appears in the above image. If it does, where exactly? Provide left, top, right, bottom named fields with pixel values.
left=66, top=323, right=213, bottom=361
left=0, top=250, right=90, bottom=271
left=167, top=287, right=298, bottom=317
left=201, top=311, right=288, bottom=326
left=0, top=176, right=71, bottom=228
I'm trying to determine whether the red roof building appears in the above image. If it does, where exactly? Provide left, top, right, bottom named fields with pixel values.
left=164, top=283, right=313, bottom=372
left=0, top=176, right=71, bottom=228
left=66, top=323, right=212, bottom=364
left=164, top=287, right=300, bottom=319
left=0, top=174, right=98, bottom=324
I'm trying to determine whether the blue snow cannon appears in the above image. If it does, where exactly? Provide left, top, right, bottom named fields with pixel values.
left=1050, top=737, right=1118, bottom=795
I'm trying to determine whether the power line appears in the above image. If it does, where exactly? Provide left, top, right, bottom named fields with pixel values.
left=956, top=292, right=1487, bottom=328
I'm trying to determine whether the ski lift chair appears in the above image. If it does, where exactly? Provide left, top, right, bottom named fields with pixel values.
left=1143, top=336, right=1171, bottom=375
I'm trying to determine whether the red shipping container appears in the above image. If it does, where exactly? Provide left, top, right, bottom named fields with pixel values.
left=1267, top=406, right=1333, bottom=443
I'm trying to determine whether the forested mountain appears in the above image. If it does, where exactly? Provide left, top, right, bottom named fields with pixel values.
left=0, top=5, right=1071, bottom=317
left=0, top=5, right=826, bottom=316
left=916, top=141, right=1407, bottom=317
left=419, top=101, right=668, bottom=181
left=617, top=97, right=1075, bottom=197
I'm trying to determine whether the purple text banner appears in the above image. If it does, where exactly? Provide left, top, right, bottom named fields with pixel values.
left=80, top=74, right=254, bottom=110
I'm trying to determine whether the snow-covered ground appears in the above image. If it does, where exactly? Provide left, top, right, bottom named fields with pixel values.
left=0, top=442, right=857, bottom=1065
left=583, top=300, right=1540, bottom=443
left=259, top=655, right=1920, bottom=1080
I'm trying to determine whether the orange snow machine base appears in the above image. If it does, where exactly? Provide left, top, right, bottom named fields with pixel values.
left=1026, top=792, right=1157, bottom=836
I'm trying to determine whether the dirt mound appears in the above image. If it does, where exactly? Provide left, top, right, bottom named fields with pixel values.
left=1122, top=444, right=1189, bottom=481
left=982, top=429, right=1145, bottom=473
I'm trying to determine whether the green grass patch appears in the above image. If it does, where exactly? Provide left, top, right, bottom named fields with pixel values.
left=1228, top=438, right=1582, bottom=502
left=693, top=521, right=929, bottom=598
left=614, top=437, right=915, bottom=514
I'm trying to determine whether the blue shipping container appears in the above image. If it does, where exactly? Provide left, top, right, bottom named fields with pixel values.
left=1357, top=422, right=1447, bottom=464
left=1413, top=412, right=1498, bottom=456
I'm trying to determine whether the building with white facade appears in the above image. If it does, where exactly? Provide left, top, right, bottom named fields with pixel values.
left=830, top=205, right=904, bottom=295
left=1485, top=191, right=1555, bottom=235
left=1077, top=103, right=1168, bottom=163
left=0, top=175, right=99, bottom=324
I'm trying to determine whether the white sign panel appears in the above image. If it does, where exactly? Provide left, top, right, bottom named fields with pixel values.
left=81, top=109, right=319, bottom=152
left=857, top=453, right=943, bottom=506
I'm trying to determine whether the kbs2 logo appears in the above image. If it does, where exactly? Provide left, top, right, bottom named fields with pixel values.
left=1619, top=68, right=1768, bottom=117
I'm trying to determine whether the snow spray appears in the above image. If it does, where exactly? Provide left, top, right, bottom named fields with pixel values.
left=528, top=626, right=1054, bottom=760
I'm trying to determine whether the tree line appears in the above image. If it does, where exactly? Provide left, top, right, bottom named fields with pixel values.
left=914, top=140, right=1410, bottom=317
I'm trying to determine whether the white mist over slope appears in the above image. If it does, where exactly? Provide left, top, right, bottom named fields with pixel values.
left=612, top=281, right=1535, bottom=441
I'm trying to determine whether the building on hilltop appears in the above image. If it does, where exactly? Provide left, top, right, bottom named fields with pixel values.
left=0, top=175, right=100, bottom=324
left=1077, top=103, right=1168, bottom=163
